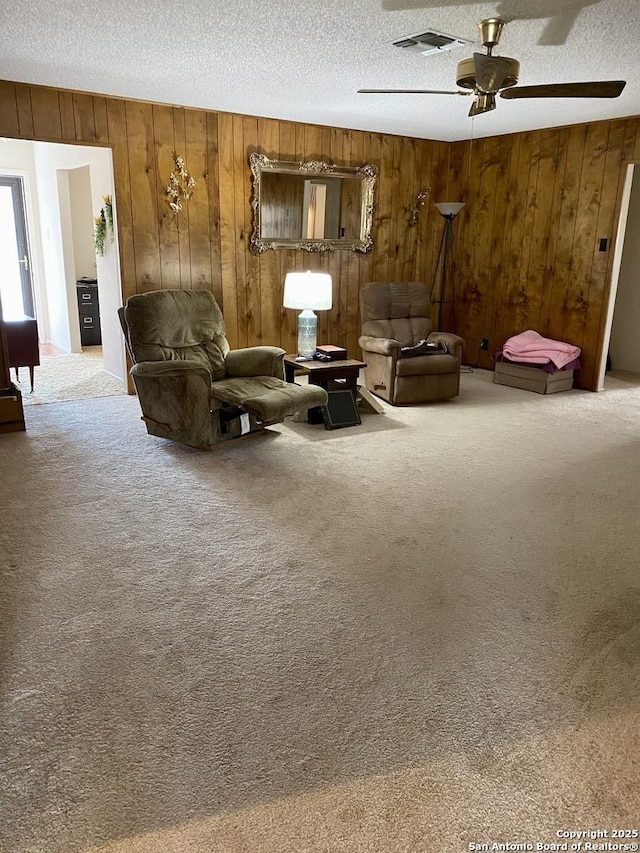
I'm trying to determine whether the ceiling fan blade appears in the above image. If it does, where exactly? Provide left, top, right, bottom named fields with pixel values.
left=501, top=81, right=626, bottom=100
left=357, top=88, right=469, bottom=95
left=469, top=92, right=496, bottom=117
left=473, top=53, right=512, bottom=93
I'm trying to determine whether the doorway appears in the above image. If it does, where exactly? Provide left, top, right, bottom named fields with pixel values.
left=598, top=162, right=640, bottom=390
left=0, top=176, right=35, bottom=320
left=0, top=138, right=126, bottom=404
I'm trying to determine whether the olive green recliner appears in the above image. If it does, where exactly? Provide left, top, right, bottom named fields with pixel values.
left=119, top=289, right=327, bottom=449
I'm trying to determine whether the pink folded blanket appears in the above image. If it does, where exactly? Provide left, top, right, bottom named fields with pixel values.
left=502, top=330, right=581, bottom=369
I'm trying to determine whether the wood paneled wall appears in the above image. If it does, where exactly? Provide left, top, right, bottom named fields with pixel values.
left=0, top=78, right=638, bottom=391
left=447, top=119, right=640, bottom=389
left=0, top=80, right=449, bottom=365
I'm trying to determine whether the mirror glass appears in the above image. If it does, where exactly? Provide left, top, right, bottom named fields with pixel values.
left=249, top=154, right=377, bottom=253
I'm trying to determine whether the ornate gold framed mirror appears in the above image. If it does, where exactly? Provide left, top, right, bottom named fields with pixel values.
left=249, top=153, right=377, bottom=253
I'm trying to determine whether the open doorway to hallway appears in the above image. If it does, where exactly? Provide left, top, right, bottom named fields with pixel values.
left=0, top=138, right=126, bottom=405
left=599, top=161, right=640, bottom=391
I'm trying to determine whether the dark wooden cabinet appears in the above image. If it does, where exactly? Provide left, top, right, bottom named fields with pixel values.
left=0, top=294, right=26, bottom=431
left=76, top=279, right=101, bottom=346
left=5, top=316, right=39, bottom=392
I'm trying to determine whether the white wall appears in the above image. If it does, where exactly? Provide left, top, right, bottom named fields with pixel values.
left=609, top=169, right=640, bottom=374
left=54, top=169, right=81, bottom=351
left=69, top=166, right=95, bottom=281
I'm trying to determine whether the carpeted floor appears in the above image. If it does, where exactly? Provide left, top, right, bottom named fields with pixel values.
left=1, top=369, right=639, bottom=852
left=17, top=347, right=125, bottom=406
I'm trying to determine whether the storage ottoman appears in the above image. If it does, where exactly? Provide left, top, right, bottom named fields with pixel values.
left=493, top=360, right=575, bottom=394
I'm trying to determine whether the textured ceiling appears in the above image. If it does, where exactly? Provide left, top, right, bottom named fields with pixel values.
left=0, top=0, right=638, bottom=142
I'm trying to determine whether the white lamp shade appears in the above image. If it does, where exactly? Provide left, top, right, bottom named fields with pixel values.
left=283, top=271, right=332, bottom=310
left=435, top=202, right=465, bottom=218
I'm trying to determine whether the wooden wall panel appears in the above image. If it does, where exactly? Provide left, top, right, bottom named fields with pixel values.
left=243, top=115, right=261, bottom=347
left=93, top=97, right=110, bottom=144
left=58, top=91, right=76, bottom=140
left=126, top=100, right=161, bottom=292
left=449, top=118, right=640, bottom=389
left=152, top=104, right=180, bottom=290
left=72, top=93, right=97, bottom=142
left=547, top=125, right=586, bottom=342
left=105, top=98, right=136, bottom=294
left=256, top=118, right=283, bottom=349
left=217, top=111, right=240, bottom=349
left=331, top=129, right=349, bottom=348
left=526, top=130, right=560, bottom=333
left=30, top=88, right=63, bottom=141
left=205, top=111, right=223, bottom=307
left=185, top=108, right=214, bottom=292
left=0, top=81, right=19, bottom=137
left=563, top=123, right=609, bottom=355
left=539, top=130, right=569, bottom=337
left=172, top=108, right=191, bottom=291
left=358, top=131, right=381, bottom=332
left=345, top=132, right=364, bottom=358
left=14, top=84, right=35, bottom=138
left=1, top=79, right=637, bottom=391
left=487, top=134, right=516, bottom=348
left=231, top=113, right=249, bottom=348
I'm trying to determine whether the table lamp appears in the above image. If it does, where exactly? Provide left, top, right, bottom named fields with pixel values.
left=283, top=270, right=332, bottom=358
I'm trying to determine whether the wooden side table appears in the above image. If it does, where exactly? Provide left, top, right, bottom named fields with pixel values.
left=5, top=316, right=39, bottom=393
left=283, top=355, right=367, bottom=424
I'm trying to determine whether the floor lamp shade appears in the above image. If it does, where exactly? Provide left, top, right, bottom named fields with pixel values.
left=434, top=202, right=465, bottom=219
left=284, top=271, right=332, bottom=357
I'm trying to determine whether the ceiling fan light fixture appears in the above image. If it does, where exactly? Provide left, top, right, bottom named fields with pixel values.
left=457, top=56, right=520, bottom=92
left=469, top=92, right=497, bottom=116
left=478, top=18, right=506, bottom=51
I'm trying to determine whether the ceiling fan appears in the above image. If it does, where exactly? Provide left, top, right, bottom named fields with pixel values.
left=358, top=18, right=626, bottom=117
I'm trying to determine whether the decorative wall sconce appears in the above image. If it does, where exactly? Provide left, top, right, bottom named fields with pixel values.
left=408, top=187, right=431, bottom=226
left=166, top=152, right=196, bottom=216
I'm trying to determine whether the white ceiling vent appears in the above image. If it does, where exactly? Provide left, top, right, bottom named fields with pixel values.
left=391, top=29, right=472, bottom=57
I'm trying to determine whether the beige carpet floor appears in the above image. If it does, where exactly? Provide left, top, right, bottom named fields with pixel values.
left=1, top=369, right=639, bottom=853
left=16, top=347, right=126, bottom=406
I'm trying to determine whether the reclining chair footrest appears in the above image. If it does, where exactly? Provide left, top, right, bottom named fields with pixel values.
left=212, top=377, right=328, bottom=425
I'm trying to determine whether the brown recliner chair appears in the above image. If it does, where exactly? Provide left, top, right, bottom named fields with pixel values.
left=119, top=289, right=327, bottom=449
left=358, top=281, right=465, bottom=404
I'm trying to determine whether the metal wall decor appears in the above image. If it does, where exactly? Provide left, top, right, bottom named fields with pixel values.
left=249, top=153, right=377, bottom=254
left=166, top=151, right=196, bottom=216
left=408, top=187, right=431, bottom=226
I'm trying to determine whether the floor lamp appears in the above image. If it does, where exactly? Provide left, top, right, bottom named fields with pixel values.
left=431, top=202, right=465, bottom=331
